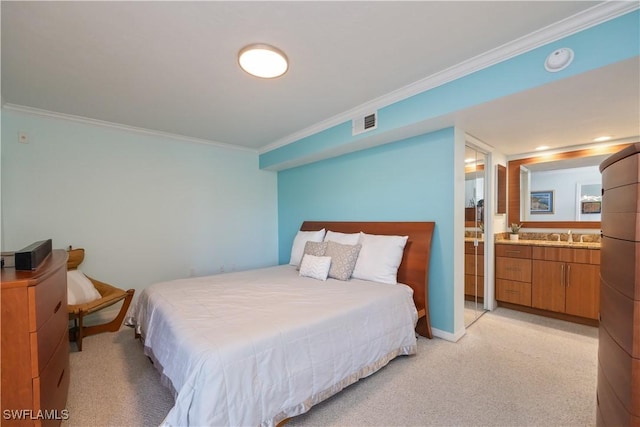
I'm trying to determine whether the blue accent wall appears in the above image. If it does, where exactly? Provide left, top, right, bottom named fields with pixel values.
left=260, top=10, right=639, bottom=171
left=270, top=10, right=639, bottom=336
left=278, top=128, right=456, bottom=333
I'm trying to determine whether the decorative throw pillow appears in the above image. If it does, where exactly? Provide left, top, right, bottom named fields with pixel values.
left=352, top=233, right=408, bottom=285
left=324, top=241, right=362, bottom=281
left=297, top=241, right=328, bottom=270
left=289, top=228, right=326, bottom=266
left=298, top=254, right=332, bottom=281
left=324, top=230, right=361, bottom=245
left=67, top=269, right=102, bottom=305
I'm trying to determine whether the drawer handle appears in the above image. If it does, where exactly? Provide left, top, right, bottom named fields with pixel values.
left=505, top=250, right=521, bottom=254
left=57, top=369, right=65, bottom=388
left=54, top=301, right=62, bottom=314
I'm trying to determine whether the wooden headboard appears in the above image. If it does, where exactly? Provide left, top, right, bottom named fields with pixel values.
left=300, top=221, right=436, bottom=339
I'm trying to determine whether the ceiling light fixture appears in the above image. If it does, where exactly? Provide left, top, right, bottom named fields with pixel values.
left=238, top=44, right=288, bottom=79
left=544, top=48, right=574, bottom=72
left=593, top=136, right=612, bottom=142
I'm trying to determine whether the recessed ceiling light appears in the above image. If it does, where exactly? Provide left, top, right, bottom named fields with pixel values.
left=238, top=44, right=288, bottom=79
left=535, top=145, right=550, bottom=151
left=593, top=136, right=612, bottom=142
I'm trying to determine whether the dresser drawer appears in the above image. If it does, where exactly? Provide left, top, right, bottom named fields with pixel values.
left=495, top=244, right=531, bottom=259
left=597, top=364, right=640, bottom=427
left=464, top=253, right=484, bottom=276
left=601, top=278, right=640, bottom=359
left=33, top=331, right=69, bottom=426
left=601, top=236, right=640, bottom=300
left=496, top=257, right=531, bottom=282
left=464, top=274, right=484, bottom=297
left=532, top=246, right=600, bottom=265
left=496, top=279, right=531, bottom=306
left=464, top=241, right=484, bottom=255
left=602, top=183, right=640, bottom=214
left=30, top=298, right=68, bottom=378
left=602, top=150, right=640, bottom=190
left=28, top=266, right=66, bottom=332
left=601, top=212, right=640, bottom=242
left=598, top=326, right=640, bottom=417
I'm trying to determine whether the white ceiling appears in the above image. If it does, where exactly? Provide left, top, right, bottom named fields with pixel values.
left=2, top=1, right=638, bottom=156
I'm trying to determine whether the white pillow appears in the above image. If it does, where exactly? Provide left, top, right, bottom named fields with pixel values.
left=352, top=233, right=408, bottom=285
left=299, top=254, right=332, bottom=281
left=289, top=228, right=326, bottom=266
left=323, top=230, right=361, bottom=245
left=67, top=269, right=102, bottom=305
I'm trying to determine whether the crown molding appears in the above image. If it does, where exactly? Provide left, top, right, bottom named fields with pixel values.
left=2, top=103, right=257, bottom=153
left=260, top=1, right=639, bottom=155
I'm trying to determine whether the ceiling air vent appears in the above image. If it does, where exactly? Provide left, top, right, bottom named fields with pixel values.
left=352, top=112, right=377, bottom=136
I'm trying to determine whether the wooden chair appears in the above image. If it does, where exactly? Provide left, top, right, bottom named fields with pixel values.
left=67, top=247, right=134, bottom=351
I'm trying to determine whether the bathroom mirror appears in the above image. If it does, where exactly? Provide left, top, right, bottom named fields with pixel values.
left=507, top=143, right=630, bottom=229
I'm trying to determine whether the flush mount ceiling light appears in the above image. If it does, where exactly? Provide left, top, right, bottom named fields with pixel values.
left=544, top=47, right=574, bottom=72
left=238, top=44, right=288, bottom=79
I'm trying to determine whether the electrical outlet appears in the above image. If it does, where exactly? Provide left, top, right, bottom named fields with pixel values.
left=18, top=131, right=29, bottom=144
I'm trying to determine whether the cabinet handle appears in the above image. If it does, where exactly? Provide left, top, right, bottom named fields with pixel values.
left=505, top=250, right=521, bottom=254
left=566, top=264, right=571, bottom=287
left=54, top=301, right=62, bottom=314
left=561, top=264, right=565, bottom=287
left=57, top=369, right=65, bottom=388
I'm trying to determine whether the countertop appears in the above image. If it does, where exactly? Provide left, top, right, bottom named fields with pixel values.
left=464, top=237, right=600, bottom=249
left=494, top=239, right=600, bottom=250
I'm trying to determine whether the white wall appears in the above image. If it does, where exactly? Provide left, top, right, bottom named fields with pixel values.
left=1, top=109, right=278, bottom=297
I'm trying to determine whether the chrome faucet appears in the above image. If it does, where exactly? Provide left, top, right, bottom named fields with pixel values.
left=568, top=230, right=573, bottom=243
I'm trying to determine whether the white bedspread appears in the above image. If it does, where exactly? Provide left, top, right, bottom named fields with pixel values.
left=127, top=265, right=418, bottom=427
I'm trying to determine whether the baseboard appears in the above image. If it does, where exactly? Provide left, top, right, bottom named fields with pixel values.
left=431, top=327, right=466, bottom=342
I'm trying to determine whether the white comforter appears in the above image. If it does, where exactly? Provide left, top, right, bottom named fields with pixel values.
left=127, top=265, right=418, bottom=427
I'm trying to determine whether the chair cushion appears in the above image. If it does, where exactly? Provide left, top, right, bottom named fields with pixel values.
left=67, top=270, right=101, bottom=305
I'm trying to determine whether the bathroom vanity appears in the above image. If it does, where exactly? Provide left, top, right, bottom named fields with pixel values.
left=495, top=238, right=600, bottom=326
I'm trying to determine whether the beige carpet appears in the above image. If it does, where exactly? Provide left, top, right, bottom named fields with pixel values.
left=63, top=307, right=598, bottom=426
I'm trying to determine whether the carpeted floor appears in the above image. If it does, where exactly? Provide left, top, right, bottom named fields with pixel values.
left=63, top=307, right=598, bottom=426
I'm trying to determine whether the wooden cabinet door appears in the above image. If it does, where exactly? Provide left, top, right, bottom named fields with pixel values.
left=532, top=259, right=566, bottom=313
left=565, top=263, right=600, bottom=319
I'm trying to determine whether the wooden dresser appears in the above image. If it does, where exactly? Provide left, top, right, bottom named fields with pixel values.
left=598, top=142, right=640, bottom=427
left=1, top=250, right=70, bottom=426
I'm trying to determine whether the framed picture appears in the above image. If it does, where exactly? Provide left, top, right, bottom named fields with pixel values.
left=581, top=201, right=601, bottom=214
left=530, top=190, right=554, bottom=214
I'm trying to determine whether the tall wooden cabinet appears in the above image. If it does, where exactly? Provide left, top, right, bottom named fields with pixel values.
left=1, top=250, right=70, bottom=426
left=598, top=143, right=640, bottom=427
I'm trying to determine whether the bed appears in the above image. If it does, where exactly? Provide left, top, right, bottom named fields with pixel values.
left=127, top=221, right=435, bottom=426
